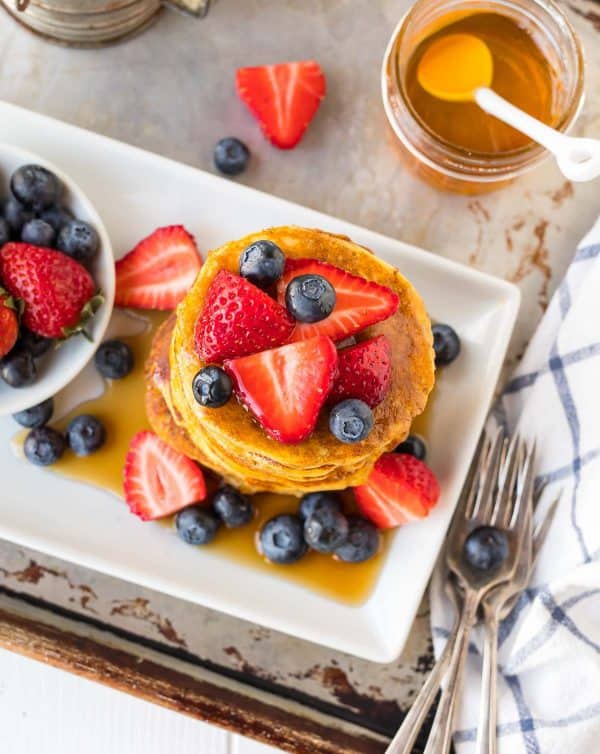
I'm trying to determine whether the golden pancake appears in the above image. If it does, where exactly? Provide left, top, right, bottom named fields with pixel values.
left=157, top=226, right=435, bottom=495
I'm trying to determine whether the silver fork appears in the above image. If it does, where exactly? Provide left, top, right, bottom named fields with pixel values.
left=384, top=429, right=534, bottom=754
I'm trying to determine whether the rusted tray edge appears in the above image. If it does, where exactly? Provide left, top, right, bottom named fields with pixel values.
left=0, top=590, right=389, bottom=754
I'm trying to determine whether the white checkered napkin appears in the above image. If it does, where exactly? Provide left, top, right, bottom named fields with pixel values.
left=430, top=216, right=600, bottom=754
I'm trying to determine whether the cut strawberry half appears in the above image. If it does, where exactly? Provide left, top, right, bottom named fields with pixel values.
left=124, top=431, right=207, bottom=520
left=224, top=336, right=337, bottom=444
left=195, top=270, right=295, bottom=363
left=0, top=291, right=19, bottom=358
left=115, top=225, right=202, bottom=310
left=236, top=60, right=326, bottom=149
left=354, top=453, right=440, bottom=529
left=277, top=258, right=399, bottom=342
left=330, top=335, right=392, bottom=408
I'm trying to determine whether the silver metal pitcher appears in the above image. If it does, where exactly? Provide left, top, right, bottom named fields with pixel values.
left=0, top=0, right=211, bottom=46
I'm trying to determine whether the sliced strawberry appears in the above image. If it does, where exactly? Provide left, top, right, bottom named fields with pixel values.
left=236, top=61, right=326, bottom=149
left=115, top=225, right=201, bottom=310
left=0, top=292, right=19, bottom=359
left=354, top=453, right=440, bottom=529
left=0, top=243, right=98, bottom=339
left=330, top=335, right=392, bottom=408
left=195, top=270, right=295, bottom=363
left=225, top=336, right=337, bottom=444
left=124, top=431, right=206, bottom=520
left=277, top=259, right=399, bottom=342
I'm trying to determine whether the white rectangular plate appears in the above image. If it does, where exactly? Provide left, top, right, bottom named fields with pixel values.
left=0, top=101, right=519, bottom=662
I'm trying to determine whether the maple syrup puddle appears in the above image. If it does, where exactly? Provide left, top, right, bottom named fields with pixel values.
left=11, top=310, right=394, bottom=605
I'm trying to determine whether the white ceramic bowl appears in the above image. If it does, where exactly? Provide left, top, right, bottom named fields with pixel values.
left=0, top=144, right=114, bottom=416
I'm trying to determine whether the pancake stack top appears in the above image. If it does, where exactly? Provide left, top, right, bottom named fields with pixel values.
left=145, top=226, right=435, bottom=495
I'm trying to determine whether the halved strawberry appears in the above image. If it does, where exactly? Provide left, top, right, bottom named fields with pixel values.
left=225, top=336, right=337, bottom=443
left=0, top=243, right=99, bottom=339
left=330, top=335, right=392, bottom=408
left=115, top=225, right=201, bottom=310
left=195, top=270, right=295, bottom=363
left=236, top=61, right=326, bottom=149
left=124, top=431, right=206, bottom=520
left=0, top=291, right=19, bottom=358
left=354, top=453, right=440, bottom=529
left=277, top=259, right=399, bottom=342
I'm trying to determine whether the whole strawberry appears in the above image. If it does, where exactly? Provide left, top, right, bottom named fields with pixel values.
left=0, top=290, right=19, bottom=359
left=0, top=243, right=101, bottom=339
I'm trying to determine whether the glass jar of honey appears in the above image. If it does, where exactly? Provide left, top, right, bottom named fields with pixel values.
left=382, top=0, right=585, bottom=193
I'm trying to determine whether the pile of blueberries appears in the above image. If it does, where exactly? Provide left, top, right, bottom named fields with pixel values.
left=0, top=164, right=101, bottom=389
left=14, top=338, right=134, bottom=466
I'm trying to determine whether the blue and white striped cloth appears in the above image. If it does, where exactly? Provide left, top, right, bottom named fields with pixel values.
left=430, top=217, right=600, bottom=754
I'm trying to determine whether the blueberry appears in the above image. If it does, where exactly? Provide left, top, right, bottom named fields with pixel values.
left=23, top=426, right=66, bottom=466
left=21, top=218, right=56, bottom=247
left=259, top=514, right=307, bottom=564
left=0, top=351, right=36, bottom=387
left=212, top=485, right=254, bottom=527
left=0, top=217, right=9, bottom=246
left=432, top=324, right=461, bottom=366
left=94, top=340, right=134, bottom=379
left=285, top=274, right=336, bottom=323
left=334, top=516, right=381, bottom=563
left=239, top=240, right=285, bottom=288
left=39, top=204, right=73, bottom=232
left=329, top=399, right=374, bottom=444
left=66, top=414, right=106, bottom=456
left=192, top=366, right=232, bottom=408
left=56, top=219, right=100, bottom=262
left=11, top=164, right=61, bottom=211
left=18, top=329, right=53, bottom=359
left=176, top=505, right=220, bottom=545
left=299, top=491, right=342, bottom=520
left=3, top=197, right=35, bottom=234
left=304, top=507, right=349, bottom=553
left=214, top=137, right=250, bottom=176
left=463, top=526, right=509, bottom=571
left=395, top=434, right=426, bottom=460
left=12, top=397, right=54, bottom=428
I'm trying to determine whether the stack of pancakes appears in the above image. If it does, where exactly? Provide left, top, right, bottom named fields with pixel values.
left=145, top=226, right=435, bottom=495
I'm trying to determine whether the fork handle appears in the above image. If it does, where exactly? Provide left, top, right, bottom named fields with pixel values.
left=477, top=608, right=500, bottom=754
left=423, top=590, right=480, bottom=754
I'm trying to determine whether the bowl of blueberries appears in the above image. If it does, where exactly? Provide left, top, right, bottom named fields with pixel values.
left=0, top=143, right=114, bottom=416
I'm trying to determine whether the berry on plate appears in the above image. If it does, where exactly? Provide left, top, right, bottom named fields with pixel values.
left=334, top=516, right=381, bottom=563
left=225, top=336, right=337, bottom=443
left=0, top=291, right=19, bottom=359
left=395, top=434, right=427, bottom=460
left=214, top=137, right=250, bottom=176
left=329, top=334, right=392, bottom=408
left=66, top=414, right=106, bottom=457
left=3, top=197, right=34, bottom=235
left=236, top=61, right=326, bottom=149
left=239, top=240, right=285, bottom=288
left=304, top=506, right=349, bottom=553
left=195, top=270, right=295, bottom=363
left=0, top=350, right=36, bottom=388
left=277, top=259, right=399, bottom=342
left=12, top=397, right=54, bottom=429
left=259, top=514, right=307, bottom=564
left=192, top=365, right=233, bottom=408
left=57, top=219, right=100, bottom=263
left=124, top=430, right=207, bottom=520
left=432, top=323, right=461, bottom=366
left=285, top=274, right=336, bottom=323
left=329, top=399, right=374, bottom=444
left=0, top=243, right=99, bottom=339
left=299, top=491, right=341, bottom=520
left=39, top=204, right=73, bottom=232
left=21, top=218, right=56, bottom=247
left=176, top=505, right=220, bottom=545
left=212, top=485, right=254, bottom=528
left=115, top=225, right=201, bottom=310
left=23, top=426, right=66, bottom=466
left=354, top=453, right=440, bottom=529
left=11, top=165, right=61, bottom=212
left=94, top=339, right=134, bottom=379
left=17, top=329, right=53, bottom=358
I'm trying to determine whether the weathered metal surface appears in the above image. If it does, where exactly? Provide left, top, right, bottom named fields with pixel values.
left=0, top=0, right=598, bottom=748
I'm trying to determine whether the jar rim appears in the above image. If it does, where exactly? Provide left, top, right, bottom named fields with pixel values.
left=381, top=0, right=585, bottom=183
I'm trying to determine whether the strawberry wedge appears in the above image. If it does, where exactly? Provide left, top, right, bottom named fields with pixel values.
left=225, top=336, right=338, bottom=444
left=277, top=258, right=399, bottom=342
left=115, top=225, right=202, bottom=310
left=124, top=431, right=206, bottom=520
left=236, top=61, right=326, bottom=149
left=354, top=453, right=440, bottom=529
left=330, top=335, right=392, bottom=408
